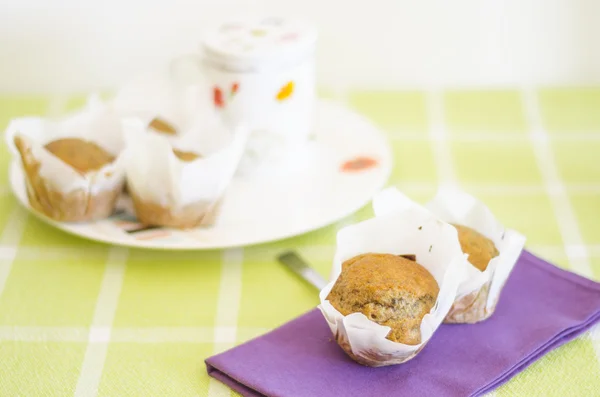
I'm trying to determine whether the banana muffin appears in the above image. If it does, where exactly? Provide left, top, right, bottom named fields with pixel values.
left=453, top=224, right=499, bottom=271
left=173, top=149, right=200, bottom=162
left=44, top=138, right=115, bottom=173
left=14, top=136, right=123, bottom=222
left=148, top=117, right=177, bottom=135
left=327, top=253, right=439, bottom=345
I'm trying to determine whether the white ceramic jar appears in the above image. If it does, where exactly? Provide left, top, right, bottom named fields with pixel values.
left=199, top=17, right=317, bottom=144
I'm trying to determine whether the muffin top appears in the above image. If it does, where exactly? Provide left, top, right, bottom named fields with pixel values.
left=149, top=117, right=177, bottom=135
left=44, top=138, right=114, bottom=174
left=327, top=253, right=439, bottom=345
left=453, top=224, right=499, bottom=271
left=173, top=149, right=201, bottom=162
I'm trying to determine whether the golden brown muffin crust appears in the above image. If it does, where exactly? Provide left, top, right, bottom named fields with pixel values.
left=453, top=224, right=499, bottom=271
left=14, top=136, right=122, bottom=221
left=172, top=149, right=201, bottom=162
left=44, top=138, right=114, bottom=174
left=327, top=253, right=439, bottom=345
left=148, top=117, right=177, bottom=135
left=129, top=190, right=221, bottom=229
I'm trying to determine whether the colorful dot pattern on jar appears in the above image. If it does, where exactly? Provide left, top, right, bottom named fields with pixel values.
left=341, top=157, right=379, bottom=173
left=276, top=81, right=294, bottom=101
left=206, top=17, right=315, bottom=57
left=213, top=83, right=240, bottom=109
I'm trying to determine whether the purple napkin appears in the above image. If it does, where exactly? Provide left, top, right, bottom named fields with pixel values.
left=206, top=251, right=600, bottom=397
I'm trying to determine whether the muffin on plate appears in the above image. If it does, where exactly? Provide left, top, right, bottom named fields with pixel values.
left=123, top=119, right=248, bottom=229
left=112, top=72, right=214, bottom=141
left=172, top=149, right=201, bottom=162
left=148, top=117, right=177, bottom=136
left=6, top=101, right=126, bottom=222
left=327, top=253, right=439, bottom=345
left=44, top=138, right=115, bottom=173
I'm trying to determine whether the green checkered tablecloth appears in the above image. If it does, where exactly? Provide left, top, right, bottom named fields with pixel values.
left=1, top=88, right=600, bottom=396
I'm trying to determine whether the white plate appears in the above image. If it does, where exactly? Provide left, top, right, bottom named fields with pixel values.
left=9, top=99, right=392, bottom=250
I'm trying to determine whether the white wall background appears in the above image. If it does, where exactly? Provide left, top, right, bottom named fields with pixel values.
left=1, top=0, right=599, bottom=93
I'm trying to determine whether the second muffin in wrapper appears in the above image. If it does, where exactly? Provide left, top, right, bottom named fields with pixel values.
left=319, top=204, right=470, bottom=367
left=5, top=98, right=126, bottom=222
left=373, top=187, right=526, bottom=324
left=122, top=120, right=249, bottom=229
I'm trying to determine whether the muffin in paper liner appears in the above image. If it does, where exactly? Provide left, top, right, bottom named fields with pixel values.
left=111, top=72, right=217, bottom=138
left=318, top=205, right=470, bottom=367
left=122, top=119, right=249, bottom=229
left=373, top=187, right=526, bottom=324
left=4, top=97, right=126, bottom=222
left=111, top=72, right=303, bottom=178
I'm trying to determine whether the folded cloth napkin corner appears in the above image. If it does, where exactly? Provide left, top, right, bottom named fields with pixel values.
left=206, top=251, right=600, bottom=397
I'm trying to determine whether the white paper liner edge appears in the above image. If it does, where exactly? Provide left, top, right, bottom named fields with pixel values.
left=373, top=186, right=526, bottom=310
left=318, top=206, right=469, bottom=365
left=4, top=96, right=126, bottom=195
left=122, top=120, right=249, bottom=208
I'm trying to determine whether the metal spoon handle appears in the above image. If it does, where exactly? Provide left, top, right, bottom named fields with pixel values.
left=277, top=251, right=328, bottom=291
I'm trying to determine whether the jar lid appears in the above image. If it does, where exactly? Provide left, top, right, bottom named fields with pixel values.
left=202, top=17, right=317, bottom=72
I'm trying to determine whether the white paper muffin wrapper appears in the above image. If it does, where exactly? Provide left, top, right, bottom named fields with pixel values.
left=318, top=204, right=470, bottom=367
left=122, top=119, right=249, bottom=209
left=4, top=96, right=126, bottom=195
left=373, top=187, right=526, bottom=321
left=111, top=71, right=304, bottom=179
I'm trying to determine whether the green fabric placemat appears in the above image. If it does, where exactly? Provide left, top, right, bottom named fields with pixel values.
left=1, top=88, right=599, bottom=396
